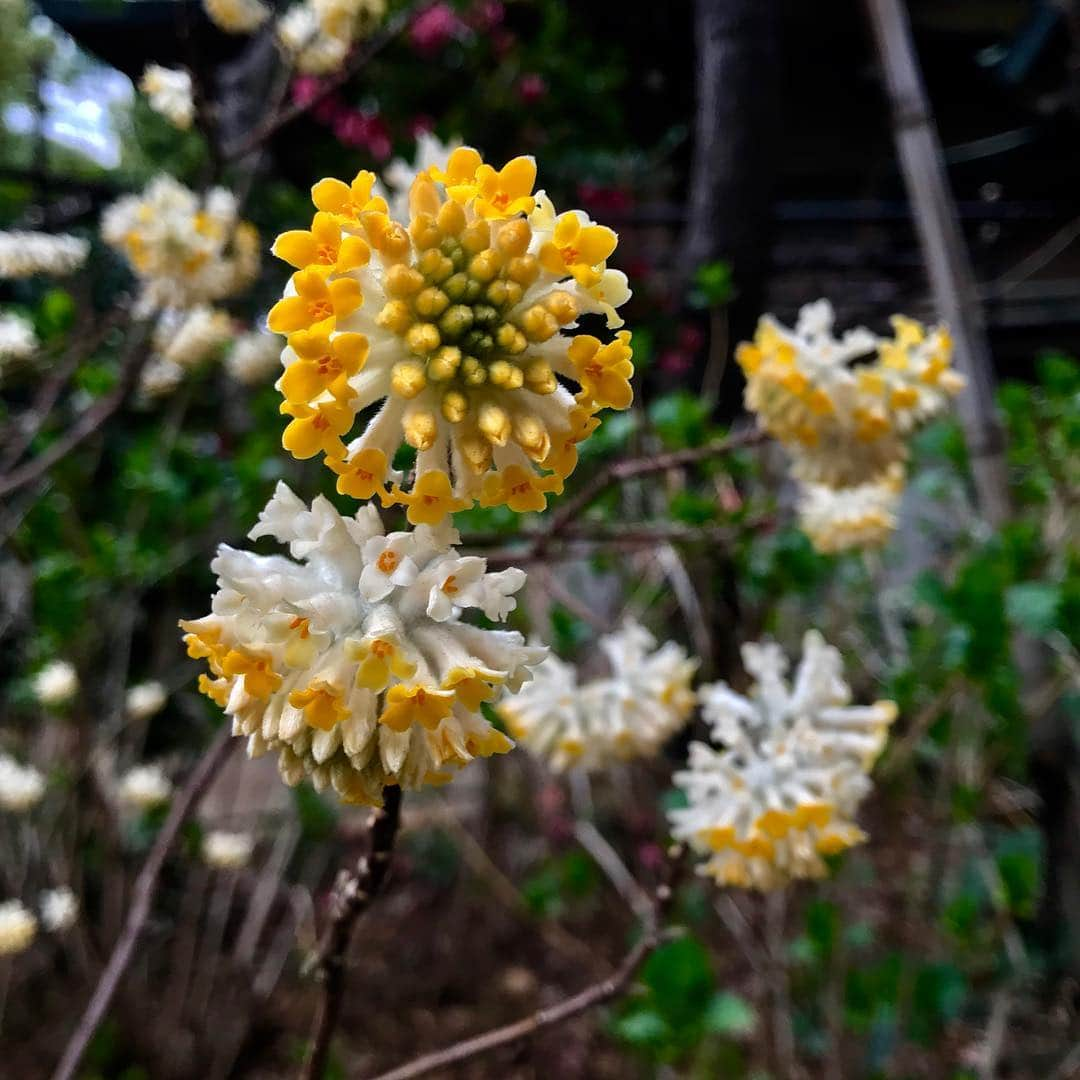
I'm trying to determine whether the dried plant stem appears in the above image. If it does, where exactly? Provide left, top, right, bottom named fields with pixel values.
left=301, top=785, right=403, bottom=1080
left=51, top=728, right=234, bottom=1080
left=365, top=845, right=683, bottom=1080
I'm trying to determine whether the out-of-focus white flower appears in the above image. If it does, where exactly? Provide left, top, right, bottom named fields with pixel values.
left=797, top=466, right=905, bottom=554
left=668, top=630, right=897, bottom=891
left=278, top=0, right=384, bottom=72
left=226, top=328, right=281, bottom=385
left=0, top=231, right=88, bottom=279
left=0, top=312, right=38, bottom=361
left=156, top=306, right=234, bottom=369
left=33, top=660, right=78, bottom=706
left=139, top=65, right=195, bottom=130
left=381, top=132, right=462, bottom=224
left=0, top=756, right=45, bottom=813
left=0, top=900, right=36, bottom=956
left=102, top=176, right=259, bottom=314
left=138, top=357, right=185, bottom=399
left=39, top=887, right=78, bottom=932
left=203, top=830, right=255, bottom=869
left=498, top=620, right=698, bottom=772
left=736, top=301, right=963, bottom=488
left=203, top=0, right=271, bottom=34
left=118, top=764, right=173, bottom=810
left=180, top=482, right=546, bottom=806
left=126, top=681, right=168, bottom=721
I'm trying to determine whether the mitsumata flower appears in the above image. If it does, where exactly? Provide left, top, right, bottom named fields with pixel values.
left=203, top=830, right=255, bottom=869
left=179, top=482, right=546, bottom=805
left=278, top=0, right=385, bottom=74
left=737, top=300, right=963, bottom=487
left=139, top=64, right=194, bottom=129
left=268, top=147, right=634, bottom=520
left=497, top=621, right=697, bottom=772
left=669, top=631, right=897, bottom=890
left=0, top=755, right=45, bottom=813
left=797, top=466, right=905, bottom=554
left=0, top=900, right=36, bottom=956
left=0, top=312, right=38, bottom=362
left=203, top=0, right=271, bottom=34
left=102, top=176, right=259, bottom=314
left=0, top=231, right=88, bottom=279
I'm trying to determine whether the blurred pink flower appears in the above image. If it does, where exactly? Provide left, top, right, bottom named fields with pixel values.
left=659, top=348, right=693, bottom=376
left=313, top=94, right=344, bottom=126
left=409, top=2, right=464, bottom=55
left=518, top=73, right=547, bottom=104
left=291, top=76, right=324, bottom=107
left=467, top=0, right=504, bottom=31
left=637, top=842, right=666, bottom=874
left=577, top=181, right=633, bottom=214
left=334, top=110, right=371, bottom=148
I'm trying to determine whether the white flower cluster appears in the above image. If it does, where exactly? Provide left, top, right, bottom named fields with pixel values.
left=203, top=0, right=271, bottom=34
left=102, top=176, right=259, bottom=314
left=126, top=681, right=168, bottom=721
left=225, top=328, right=282, bottom=386
left=0, top=311, right=38, bottom=362
left=0, top=900, right=36, bottom=956
left=180, top=482, right=545, bottom=806
left=0, top=755, right=45, bottom=813
left=278, top=0, right=386, bottom=74
left=0, top=231, right=88, bottom=279
left=139, top=64, right=195, bottom=130
left=118, top=763, right=173, bottom=810
left=40, top=886, right=78, bottom=932
left=669, top=631, right=897, bottom=891
left=796, top=466, right=904, bottom=555
left=140, top=306, right=234, bottom=399
left=33, top=659, right=78, bottom=706
left=203, top=830, right=255, bottom=869
left=498, top=621, right=698, bottom=772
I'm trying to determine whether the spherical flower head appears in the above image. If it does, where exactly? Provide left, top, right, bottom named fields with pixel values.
left=0, top=311, right=39, bottom=362
left=119, top=763, right=173, bottom=810
left=126, top=681, right=168, bottom=721
left=33, top=660, right=78, bottom=706
left=203, top=0, right=271, bottom=34
left=0, top=900, right=36, bottom=956
left=179, top=482, right=546, bottom=805
left=669, top=630, right=897, bottom=891
left=40, top=886, right=78, bottom=932
left=737, top=300, right=962, bottom=488
left=267, top=149, right=635, bottom=521
left=0, top=755, right=45, bottom=813
left=498, top=619, right=698, bottom=772
left=797, top=466, right=904, bottom=554
left=0, top=231, right=88, bottom=280
left=139, top=64, right=195, bottom=130
left=227, top=328, right=283, bottom=385
left=203, top=830, right=255, bottom=869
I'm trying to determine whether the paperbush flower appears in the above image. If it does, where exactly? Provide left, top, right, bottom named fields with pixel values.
left=203, top=830, right=255, bottom=869
left=203, top=0, right=271, bottom=33
left=139, top=65, right=194, bottom=129
left=382, top=132, right=463, bottom=225
left=226, top=328, right=283, bottom=385
left=118, top=764, right=173, bottom=810
left=180, top=482, right=545, bottom=805
left=669, top=631, right=897, bottom=890
left=278, top=0, right=385, bottom=74
left=0, top=900, right=36, bottom=956
left=33, top=660, right=78, bottom=706
left=268, top=148, right=634, bottom=519
left=102, top=177, right=259, bottom=314
left=497, top=621, right=697, bottom=771
left=0, top=312, right=38, bottom=362
left=737, top=300, right=963, bottom=487
left=140, top=306, right=234, bottom=398
left=0, top=755, right=45, bottom=813
left=126, top=681, right=168, bottom=721
left=40, top=887, right=78, bottom=932
left=0, top=231, right=88, bottom=279
left=797, top=465, right=905, bottom=554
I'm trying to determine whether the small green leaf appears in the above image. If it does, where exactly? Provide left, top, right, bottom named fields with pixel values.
left=703, top=992, right=756, bottom=1037
left=1005, top=582, right=1061, bottom=636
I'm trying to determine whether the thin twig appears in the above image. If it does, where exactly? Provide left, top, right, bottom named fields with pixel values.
left=51, top=728, right=235, bottom=1080
left=223, top=3, right=429, bottom=161
left=301, top=785, right=403, bottom=1080
left=0, top=320, right=150, bottom=499
left=364, top=845, right=683, bottom=1080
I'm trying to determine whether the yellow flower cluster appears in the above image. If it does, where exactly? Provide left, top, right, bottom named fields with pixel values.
left=267, top=147, right=634, bottom=522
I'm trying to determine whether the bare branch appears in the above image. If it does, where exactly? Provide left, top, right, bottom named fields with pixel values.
left=301, top=785, right=403, bottom=1080
left=51, top=728, right=235, bottom=1080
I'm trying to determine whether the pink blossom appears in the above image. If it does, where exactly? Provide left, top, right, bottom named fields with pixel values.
left=518, top=73, right=547, bottom=104
left=467, top=0, right=504, bottom=31
left=334, top=110, right=371, bottom=148
left=409, top=2, right=464, bottom=55
left=659, top=348, right=693, bottom=377
left=291, top=76, right=324, bottom=107
left=313, top=94, right=344, bottom=126
left=637, top=842, right=666, bottom=874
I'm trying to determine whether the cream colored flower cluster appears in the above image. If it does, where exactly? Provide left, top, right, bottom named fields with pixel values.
left=140, top=305, right=235, bottom=399
left=278, top=0, right=386, bottom=74
left=102, top=176, right=259, bottom=314
left=268, top=147, right=633, bottom=521
left=497, top=621, right=698, bottom=772
left=180, top=482, right=546, bottom=806
left=0, top=231, right=88, bottom=279
left=0, top=754, right=45, bottom=813
left=0, top=311, right=38, bottom=363
left=796, top=465, right=905, bottom=555
left=668, top=631, right=896, bottom=891
left=226, top=329, right=283, bottom=386
left=0, top=889, right=79, bottom=957
left=737, top=300, right=964, bottom=552
left=203, top=0, right=271, bottom=34
left=139, top=64, right=194, bottom=130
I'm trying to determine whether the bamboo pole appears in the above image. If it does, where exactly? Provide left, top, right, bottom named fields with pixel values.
left=864, top=0, right=1011, bottom=526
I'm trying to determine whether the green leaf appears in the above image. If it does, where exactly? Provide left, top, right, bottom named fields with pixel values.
left=641, top=936, right=716, bottom=1028
left=1005, top=582, right=1061, bottom=637
left=691, top=260, right=735, bottom=307
left=648, top=390, right=711, bottom=449
left=612, top=1008, right=670, bottom=1046
left=702, top=992, right=756, bottom=1037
